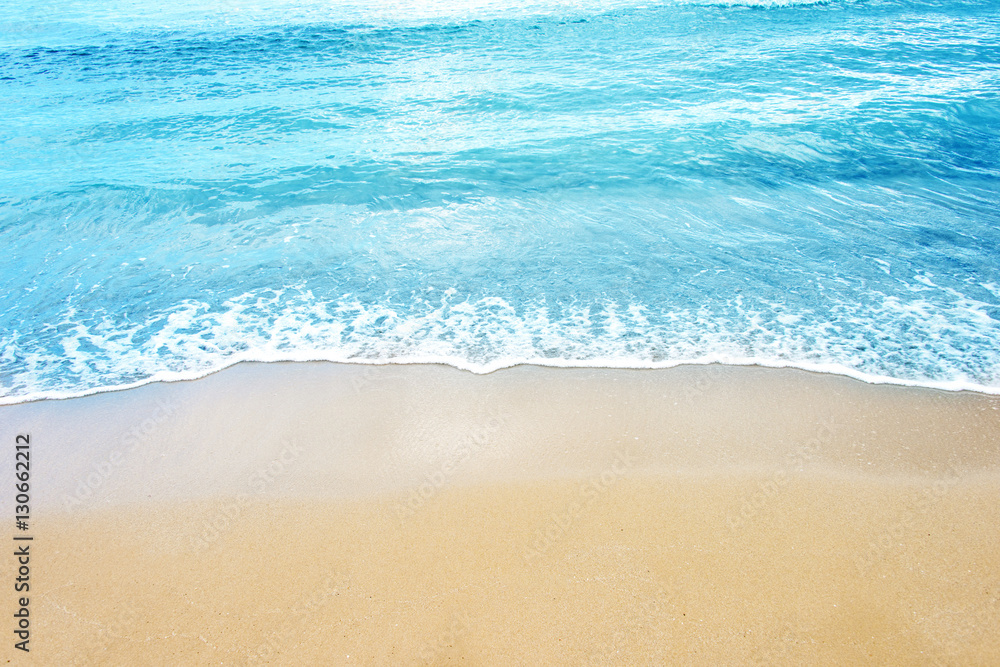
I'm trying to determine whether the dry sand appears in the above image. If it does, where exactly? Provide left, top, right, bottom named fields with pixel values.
left=3, top=362, right=999, bottom=664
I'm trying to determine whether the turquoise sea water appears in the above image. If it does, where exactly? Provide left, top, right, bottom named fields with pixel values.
left=2, top=0, right=999, bottom=402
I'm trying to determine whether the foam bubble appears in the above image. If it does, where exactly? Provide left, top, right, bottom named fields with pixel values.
left=2, top=286, right=998, bottom=405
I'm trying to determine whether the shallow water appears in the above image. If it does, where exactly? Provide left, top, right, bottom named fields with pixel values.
left=2, top=0, right=999, bottom=401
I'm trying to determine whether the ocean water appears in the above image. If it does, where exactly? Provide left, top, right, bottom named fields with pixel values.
left=2, top=0, right=999, bottom=402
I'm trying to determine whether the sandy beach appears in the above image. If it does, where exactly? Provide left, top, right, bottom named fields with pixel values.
left=6, top=0, right=1000, bottom=663
left=3, top=362, right=999, bottom=664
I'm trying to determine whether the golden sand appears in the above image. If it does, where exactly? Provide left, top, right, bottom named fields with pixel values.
left=31, top=475, right=1000, bottom=665
left=4, top=362, right=999, bottom=664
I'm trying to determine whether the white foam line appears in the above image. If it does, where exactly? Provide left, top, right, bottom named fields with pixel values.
left=2, top=352, right=997, bottom=406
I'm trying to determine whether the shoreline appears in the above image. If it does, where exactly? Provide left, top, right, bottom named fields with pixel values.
left=3, top=355, right=998, bottom=407
left=4, top=360, right=999, bottom=663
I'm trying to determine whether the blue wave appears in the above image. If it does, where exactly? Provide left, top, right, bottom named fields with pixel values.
left=2, top=0, right=1000, bottom=400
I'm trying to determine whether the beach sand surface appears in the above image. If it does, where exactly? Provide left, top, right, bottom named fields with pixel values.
left=3, top=362, right=999, bottom=664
